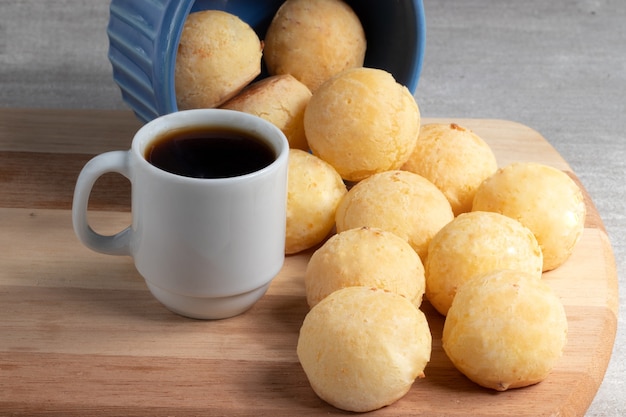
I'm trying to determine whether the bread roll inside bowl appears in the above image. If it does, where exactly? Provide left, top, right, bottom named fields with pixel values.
left=285, top=149, right=347, bottom=254
left=175, top=10, right=263, bottom=110
left=305, top=227, right=425, bottom=308
left=472, top=162, right=586, bottom=271
left=425, top=211, right=543, bottom=316
left=304, top=67, right=421, bottom=182
left=221, top=74, right=312, bottom=150
left=335, top=170, right=454, bottom=262
left=402, top=123, right=498, bottom=216
left=264, top=0, right=366, bottom=92
left=107, top=0, right=426, bottom=122
left=297, top=286, right=432, bottom=412
left=442, top=269, right=568, bottom=391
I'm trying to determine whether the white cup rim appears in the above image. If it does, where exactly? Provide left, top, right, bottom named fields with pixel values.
left=131, top=108, right=290, bottom=183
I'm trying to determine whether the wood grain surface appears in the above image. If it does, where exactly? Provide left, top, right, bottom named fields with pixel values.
left=0, top=109, right=618, bottom=416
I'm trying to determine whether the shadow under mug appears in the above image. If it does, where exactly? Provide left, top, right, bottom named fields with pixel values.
left=72, top=109, right=289, bottom=319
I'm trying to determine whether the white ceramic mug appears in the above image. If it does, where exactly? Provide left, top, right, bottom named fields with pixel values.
left=72, top=109, right=289, bottom=319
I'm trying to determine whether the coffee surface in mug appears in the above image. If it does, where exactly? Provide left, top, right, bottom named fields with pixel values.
left=145, top=127, right=276, bottom=178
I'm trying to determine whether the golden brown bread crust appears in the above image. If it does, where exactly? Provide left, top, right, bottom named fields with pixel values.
left=284, top=149, right=346, bottom=254
left=304, top=68, right=420, bottom=182
left=335, top=170, right=454, bottom=262
left=425, top=211, right=543, bottom=316
left=402, top=123, right=498, bottom=216
left=305, top=226, right=425, bottom=308
left=221, top=75, right=312, bottom=151
left=443, top=270, right=568, bottom=391
left=472, top=162, right=586, bottom=271
left=175, top=10, right=262, bottom=110
left=263, top=0, right=366, bottom=92
left=297, top=286, right=431, bottom=412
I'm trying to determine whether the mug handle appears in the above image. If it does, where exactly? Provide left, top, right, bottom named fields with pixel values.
left=72, top=150, right=132, bottom=256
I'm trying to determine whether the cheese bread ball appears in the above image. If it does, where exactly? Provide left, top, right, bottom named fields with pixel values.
left=221, top=74, right=312, bottom=150
left=264, top=0, right=366, bottom=92
left=442, top=269, right=568, bottom=391
left=304, top=67, right=421, bottom=182
left=175, top=10, right=262, bottom=109
left=426, top=211, right=543, bottom=316
left=335, top=170, right=454, bottom=261
left=285, top=149, right=347, bottom=254
left=402, top=123, right=498, bottom=216
left=472, top=162, right=586, bottom=271
left=305, top=227, right=425, bottom=308
left=297, top=286, right=432, bottom=412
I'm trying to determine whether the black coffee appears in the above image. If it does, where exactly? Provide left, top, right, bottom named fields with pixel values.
left=145, top=127, right=276, bottom=178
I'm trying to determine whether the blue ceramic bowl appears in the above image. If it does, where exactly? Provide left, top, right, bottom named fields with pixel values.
left=107, top=0, right=426, bottom=123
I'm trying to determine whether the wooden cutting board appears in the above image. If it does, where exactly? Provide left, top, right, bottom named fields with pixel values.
left=0, top=108, right=618, bottom=416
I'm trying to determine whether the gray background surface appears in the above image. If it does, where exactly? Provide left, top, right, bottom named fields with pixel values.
left=1, top=1, right=624, bottom=415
